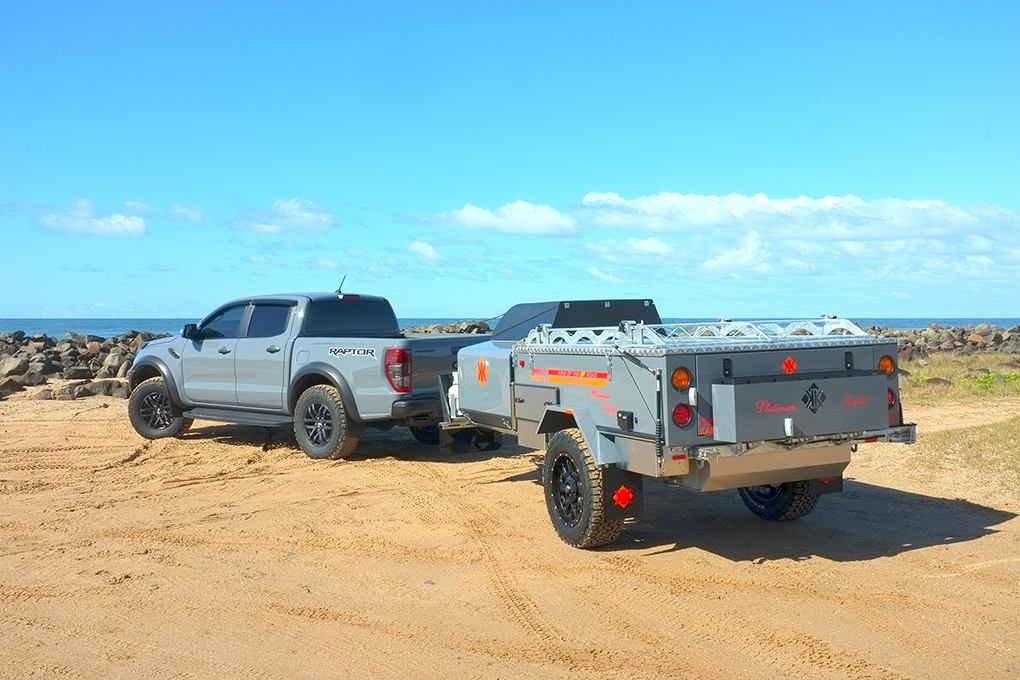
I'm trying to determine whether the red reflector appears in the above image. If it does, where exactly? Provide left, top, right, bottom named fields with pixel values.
left=672, top=454, right=687, bottom=460
left=865, top=437, right=878, bottom=443
left=613, top=485, right=634, bottom=509
left=672, top=404, right=692, bottom=427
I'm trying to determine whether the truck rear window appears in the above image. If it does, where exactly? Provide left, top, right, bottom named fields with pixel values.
left=301, top=299, right=400, bottom=337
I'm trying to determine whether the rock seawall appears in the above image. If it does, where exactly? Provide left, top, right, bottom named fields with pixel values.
left=863, top=323, right=1020, bottom=362
left=0, top=321, right=492, bottom=400
left=2, top=320, right=1016, bottom=400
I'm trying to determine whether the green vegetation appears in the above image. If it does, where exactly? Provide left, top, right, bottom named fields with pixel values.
left=899, top=353, right=1020, bottom=407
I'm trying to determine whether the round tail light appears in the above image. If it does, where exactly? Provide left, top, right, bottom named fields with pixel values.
left=878, top=355, right=895, bottom=375
left=887, top=389, right=896, bottom=409
left=671, top=367, right=691, bottom=391
left=672, top=404, right=692, bottom=427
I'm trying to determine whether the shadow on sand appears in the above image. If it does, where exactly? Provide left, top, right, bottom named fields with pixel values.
left=174, top=424, right=1016, bottom=563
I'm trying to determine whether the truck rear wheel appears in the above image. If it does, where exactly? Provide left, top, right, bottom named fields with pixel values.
left=542, top=429, right=624, bottom=549
left=128, top=377, right=189, bottom=439
left=294, top=385, right=360, bottom=460
left=738, top=481, right=820, bottom=521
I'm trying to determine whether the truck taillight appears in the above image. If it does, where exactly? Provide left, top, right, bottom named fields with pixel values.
left=887, top=389, right=896, bottom=409
left=385, top=349, right=411, bottom=393
left=878, top=355, right=895, bottom=375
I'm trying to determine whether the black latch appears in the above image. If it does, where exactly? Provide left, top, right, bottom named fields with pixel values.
left=845, top=351, right=854, bottom=370
left=617, top=410, right=634, bottom=431
left=723, top=358, right=733, bottom=378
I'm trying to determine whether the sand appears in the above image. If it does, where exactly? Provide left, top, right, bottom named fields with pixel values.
left=2, top=384, right=1018, bottom=679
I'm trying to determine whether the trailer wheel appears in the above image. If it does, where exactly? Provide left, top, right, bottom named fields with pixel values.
left=738, top=481, right=820, bottom=521
left=542, top=429, right=624, bottom=549
left=294, top=385, right=360, bottom=460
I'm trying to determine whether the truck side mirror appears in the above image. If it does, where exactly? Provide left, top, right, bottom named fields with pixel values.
left=181, top=324, right=199, bottom=340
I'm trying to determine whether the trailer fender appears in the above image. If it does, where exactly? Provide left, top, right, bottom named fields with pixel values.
left=537, top=405, right=623, bottom=467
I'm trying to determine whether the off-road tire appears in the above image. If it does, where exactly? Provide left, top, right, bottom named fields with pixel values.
left=293, top=385, right=359, bottom=460
left=409, top=425, right=440, bottom=445
left=738, top=481, right=821, bottom=521
left=128, top=377, right=189, bottom=439
left=542, top=428, right=624, bottom=548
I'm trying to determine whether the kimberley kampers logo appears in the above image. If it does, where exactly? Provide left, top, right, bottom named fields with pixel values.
left=802, top=383, right=827, bottom=413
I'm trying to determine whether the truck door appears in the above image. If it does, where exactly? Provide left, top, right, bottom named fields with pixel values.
left=234, top=302, right=293, bottom=409
left=181, top=304, right=246, bottom=405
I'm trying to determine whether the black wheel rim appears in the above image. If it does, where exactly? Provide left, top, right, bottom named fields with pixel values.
left=303, top=402, right=333, bottom=446
left=746, top=485, right=780, bottom=503
left=552, top=454, right=583, bottom=527
left=140, top=392, right=174, bottom=430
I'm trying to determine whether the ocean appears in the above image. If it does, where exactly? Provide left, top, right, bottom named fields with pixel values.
left=2, top=316, right=1019, bottom=339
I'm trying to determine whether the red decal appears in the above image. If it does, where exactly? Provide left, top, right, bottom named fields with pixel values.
left=842, top=394, right=869, bottom=410
left=590, top=387, right=610, bottom=400
left=782, top=357, right=797, bottom=374
left=819, top=477, right=834, bottom=485
left=603, top=403, right=618, bottom=414
left=755, top=400, right=797, bottom=414
left=476, top=357, right=488, bottom=387
left=698, top=418, right=714, bottom=436
left=613, top=485, right=634, bottom=509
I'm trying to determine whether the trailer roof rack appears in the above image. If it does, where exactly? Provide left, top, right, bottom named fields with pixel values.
left=519, top=318, right=883, bottom=355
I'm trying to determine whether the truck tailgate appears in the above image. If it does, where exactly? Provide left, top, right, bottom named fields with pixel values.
left=406, top=333, right=489, bottom=391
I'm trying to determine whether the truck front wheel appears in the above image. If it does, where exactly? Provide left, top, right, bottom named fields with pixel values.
left=542, top=429, right=624, bottom=549
left=294, top=385, right=360, bottom=460
left=128, top=377, right=189, bottom=439
left=738, top=481, right=820, bottom=521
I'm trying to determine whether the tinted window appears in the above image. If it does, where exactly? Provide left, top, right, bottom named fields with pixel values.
left=202, top=305, right=246, bottom=339
left=302, top=299, right=399, bottom=337
left=247, top=305, right=291, bottom=338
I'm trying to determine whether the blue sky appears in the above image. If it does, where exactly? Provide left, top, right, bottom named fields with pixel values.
left=1, top=0, right=1018, bottom=321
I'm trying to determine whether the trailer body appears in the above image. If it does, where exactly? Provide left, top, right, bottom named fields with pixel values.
left=449, top=300, right=915, bottom=548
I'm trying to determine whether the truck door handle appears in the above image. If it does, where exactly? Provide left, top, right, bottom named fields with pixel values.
left=218, top=347, right=232, bottom=354
left=266, top=345, right=281, bottom=353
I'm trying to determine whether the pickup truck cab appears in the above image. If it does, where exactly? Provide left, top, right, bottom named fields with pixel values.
left=128, top=292, right=488, bottom=458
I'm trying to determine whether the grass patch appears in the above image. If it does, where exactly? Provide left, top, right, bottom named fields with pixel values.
left=909, top=416, right=1020, bottom=492
left=899, top=353, right=1020, bottom=407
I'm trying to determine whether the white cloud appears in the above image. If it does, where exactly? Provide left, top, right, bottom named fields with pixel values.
left=123, top=200, right=153, bottom=216
left=310, top=257, right=343, bottom=269
left=577, top=191, right=1014, bottom=243
left=244, top=254, right=281, bottom=266
left=167, top=205, right=204, bottom=223
left=37, top=199, right=146, bottom=236
left=701, top=230, right=773, bottom=274
left=233, top=199, right=335, bottom=234
left=588, top=266, right=623, bottom=283
left=429, top=200, right=576, bottom=235
left=409, top=241, right=442, bottom=262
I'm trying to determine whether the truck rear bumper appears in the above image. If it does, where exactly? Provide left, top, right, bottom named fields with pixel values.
left=391, top=397, right=442, bottom=420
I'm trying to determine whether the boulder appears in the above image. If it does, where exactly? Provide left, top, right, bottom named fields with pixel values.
left=0, top=357, right=29, bottom=378
left=33, top=388, right=53, bottom=400
left=62, top=366, right=92, bottom=380
left=0, top=376, right=25, bottom=396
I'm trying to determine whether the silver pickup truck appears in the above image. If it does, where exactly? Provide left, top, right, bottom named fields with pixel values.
left=127, top=292, right=489, bottom=459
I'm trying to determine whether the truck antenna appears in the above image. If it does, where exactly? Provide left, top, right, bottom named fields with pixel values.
left=336, top=275, right=347, bottom=295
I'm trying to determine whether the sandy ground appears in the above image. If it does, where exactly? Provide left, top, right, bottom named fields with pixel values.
left=2, top=386, right=1019, bottom=679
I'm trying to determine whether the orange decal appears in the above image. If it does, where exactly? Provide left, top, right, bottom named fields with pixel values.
left=531, top=368, right=609, bottom=387
left=476, top=357, right=488, bottom=387
left=782, top=356, right=797, bottom=374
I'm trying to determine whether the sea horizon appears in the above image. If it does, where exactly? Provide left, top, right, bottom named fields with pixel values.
left=3, top=316, right=1020, bottom=339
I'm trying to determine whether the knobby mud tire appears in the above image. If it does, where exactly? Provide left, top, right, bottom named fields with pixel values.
left=127, top=377, right=189, bottom=439
left=738, top=481, right=821, bottom=521
left=293, top=385, right=360, bottom=460
left=542, top=428, right=624, bottom=549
